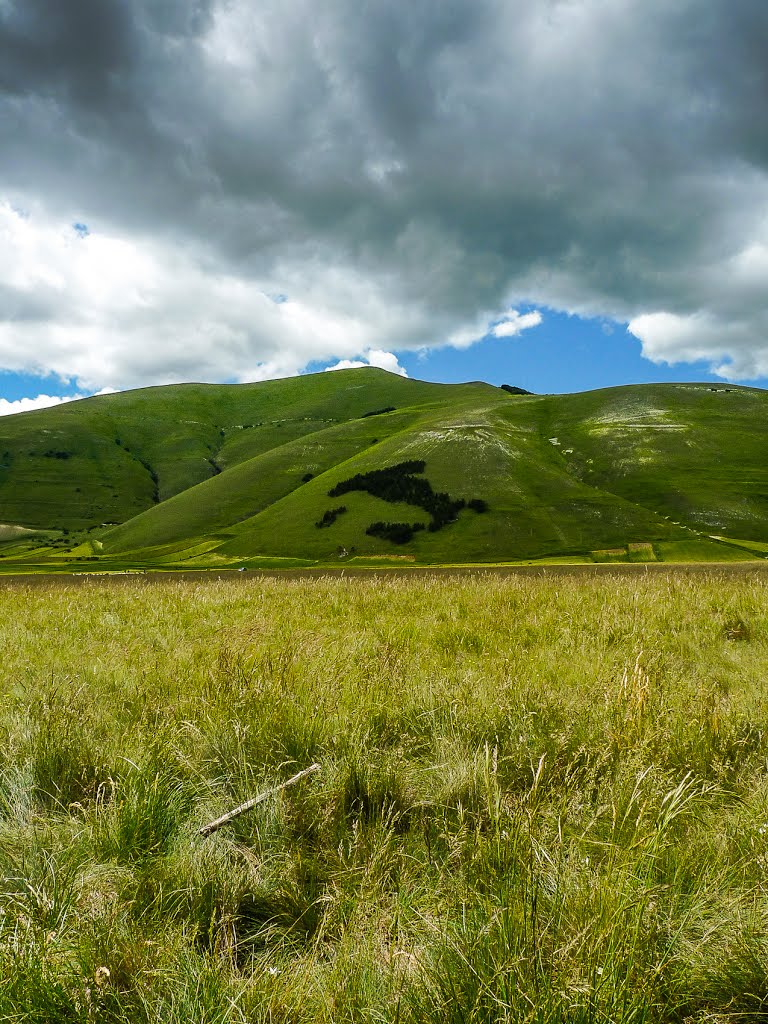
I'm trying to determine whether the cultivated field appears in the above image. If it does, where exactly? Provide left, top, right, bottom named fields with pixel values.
left=2, top=573, right=768, bottom=1021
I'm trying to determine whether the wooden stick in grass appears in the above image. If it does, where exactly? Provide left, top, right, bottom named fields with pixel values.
left=199, top=763, right=321, bottom=837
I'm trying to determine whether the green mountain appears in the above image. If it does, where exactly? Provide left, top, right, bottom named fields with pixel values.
left=0, top=369, right=765, bottom=569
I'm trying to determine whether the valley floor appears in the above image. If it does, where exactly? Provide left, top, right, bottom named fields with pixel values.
left=1, top=558, right=768, bottom=587
left=2, top=574, right=768, bottom=1021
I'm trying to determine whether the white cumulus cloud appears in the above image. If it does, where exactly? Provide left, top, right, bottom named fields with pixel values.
left=492, top=310, right=543, bottom=338
left=324, top=350, right=407, bottom=376
left=0, top=392, right=83, bottom=417
left=0, top=386, right=117, bottom=417
left=628, top=311, right=768, bottom=380
left=0, top=202, right=427, bottom=389
left=447, top=308, right=543, bottom=349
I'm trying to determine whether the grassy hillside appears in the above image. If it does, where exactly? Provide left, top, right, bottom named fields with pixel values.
left=0, top=370, right=466, bottom=531
left=538, top=383, right=768, bottom=539
left=0, top=371, right=766, bottom=566
left=102, top=377, right=768, bottom=565
left=214, top=401, right=682, bottom=563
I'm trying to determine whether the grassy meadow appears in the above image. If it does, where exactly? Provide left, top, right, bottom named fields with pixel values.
left=3, top=571, right=768, bottom=1021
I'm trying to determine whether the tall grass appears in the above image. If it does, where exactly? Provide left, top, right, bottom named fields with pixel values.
left=1, top=572, right=768, bottom=1020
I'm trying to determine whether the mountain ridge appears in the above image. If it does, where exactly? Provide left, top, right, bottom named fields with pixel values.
left=0, top=368, right=765, bottom=568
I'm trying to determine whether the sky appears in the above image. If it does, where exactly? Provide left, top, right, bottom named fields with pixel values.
left=1, top=0, right=768, bottom=415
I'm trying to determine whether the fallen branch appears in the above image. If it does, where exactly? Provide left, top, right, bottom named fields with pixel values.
left=199, top=763, right=321, bottom=837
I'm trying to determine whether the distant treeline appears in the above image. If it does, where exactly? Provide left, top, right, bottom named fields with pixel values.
left=361, top=406, right=396, bottom=417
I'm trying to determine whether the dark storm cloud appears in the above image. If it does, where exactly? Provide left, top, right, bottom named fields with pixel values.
left=2, top=0, right=768, bottom=384
left=0, top=0, right=136, bottom=100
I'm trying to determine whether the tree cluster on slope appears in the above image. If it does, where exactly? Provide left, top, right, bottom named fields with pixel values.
left=361, top=406, right=396, bottom=417
left=366, top=521, right=425, bottom=544
left=315, top=506, right=347, bottom=528
left=327, top=461, right=488, bottom=543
